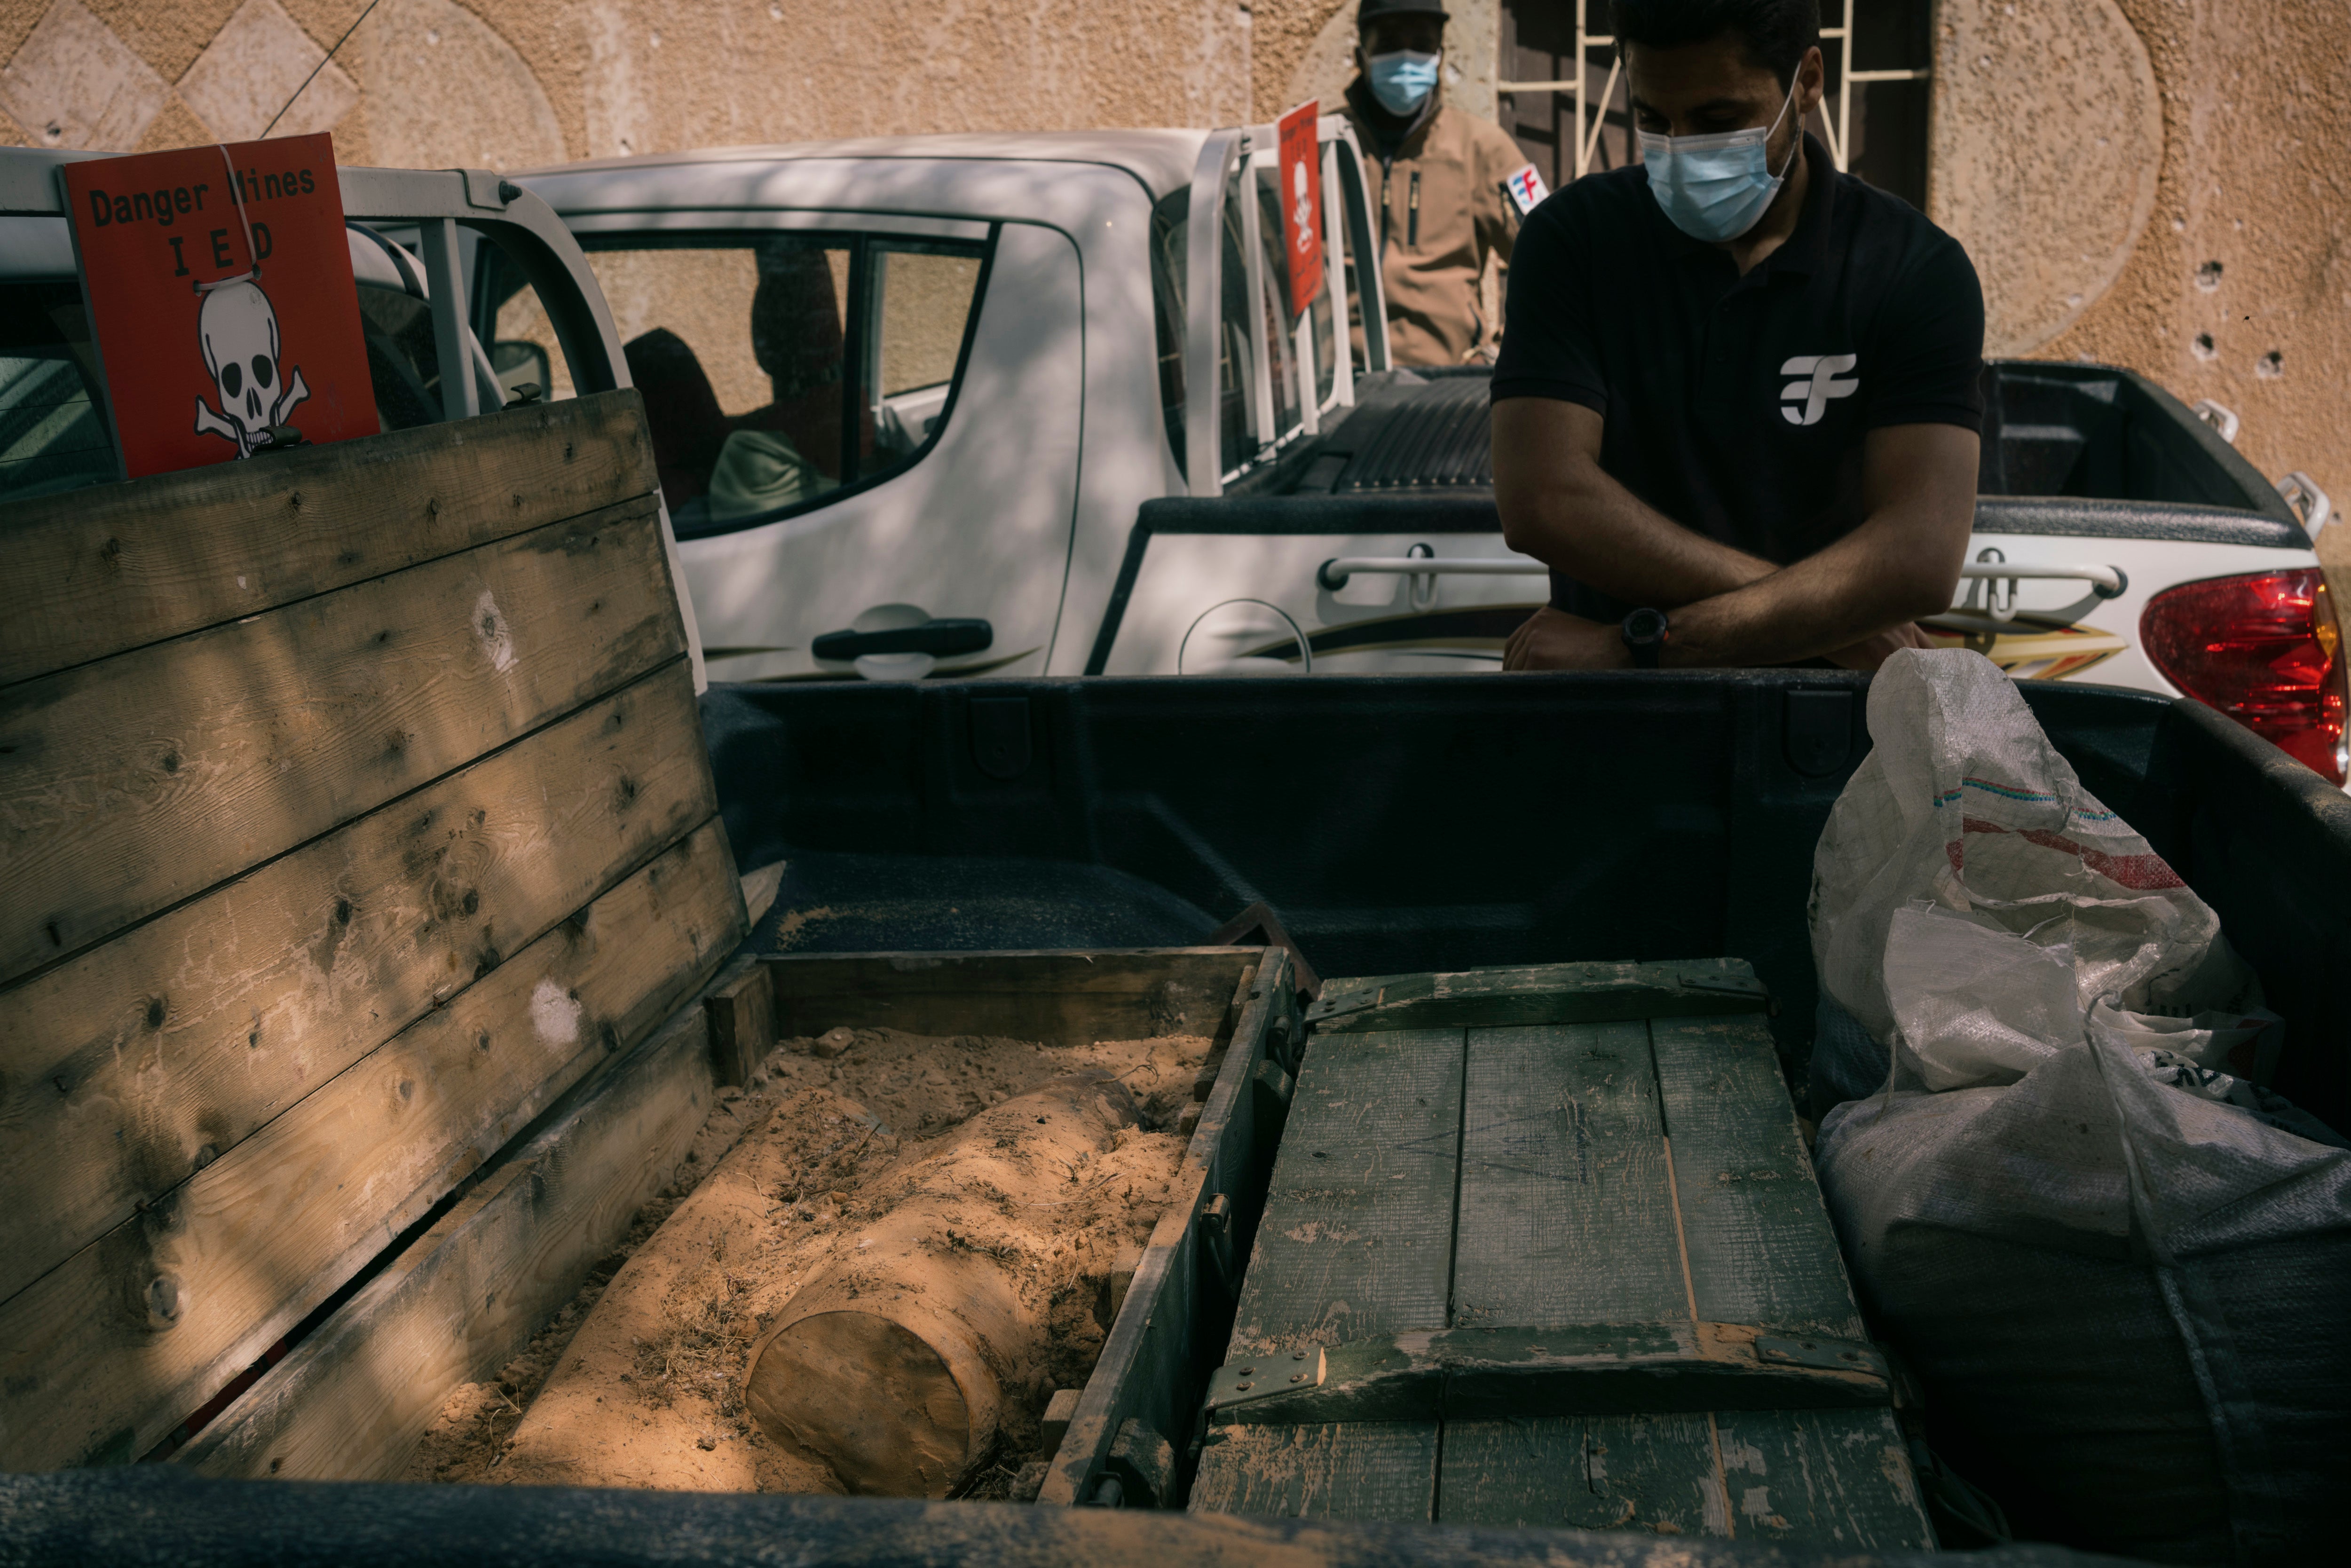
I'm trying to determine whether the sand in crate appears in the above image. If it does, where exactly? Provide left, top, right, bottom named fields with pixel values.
left=445, top=1027, right=1205, bottom=1493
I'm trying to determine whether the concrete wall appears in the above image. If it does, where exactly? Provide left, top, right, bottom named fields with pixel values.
left=1931, top=0, right=2351, bottom=574
left=0, top=0, right=1250, bottom=168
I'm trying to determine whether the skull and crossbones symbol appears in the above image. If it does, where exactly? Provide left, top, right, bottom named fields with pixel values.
left=192, top=280, right=309, bottom=456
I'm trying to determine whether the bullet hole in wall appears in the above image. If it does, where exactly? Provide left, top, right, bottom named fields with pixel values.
left=2256, top=351, right=2283, bottom=380
left=2196, top=261, right=2223, bottom=292
left=2193, top=333, right=2217, bottom=362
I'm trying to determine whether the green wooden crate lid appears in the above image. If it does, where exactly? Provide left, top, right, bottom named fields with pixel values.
left=1192, top=958, right=1931, bottom=1548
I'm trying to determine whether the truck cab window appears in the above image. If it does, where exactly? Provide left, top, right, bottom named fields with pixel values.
left=351, top=284, right=443, bottom=431
left=871, top=245, right=982, bottom=457
left=523, top=232, right=985, bottom=537
left=483, top=273, right=575, bottom=405
left=0, top=281, right=113, bottom=502
left=348, top=223, right=526, bottom=431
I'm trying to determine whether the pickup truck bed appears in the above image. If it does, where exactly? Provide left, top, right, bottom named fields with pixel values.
left=1210, top=358, right=2315, bottom=519
left=704, top=669, right=2351, bottom=1130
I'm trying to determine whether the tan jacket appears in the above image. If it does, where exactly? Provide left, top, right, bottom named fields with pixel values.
left=1341, top=83, right=1529, bottom=367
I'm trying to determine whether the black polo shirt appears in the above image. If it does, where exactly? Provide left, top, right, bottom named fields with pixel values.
left=1490, top=133, right=1985, bottom=622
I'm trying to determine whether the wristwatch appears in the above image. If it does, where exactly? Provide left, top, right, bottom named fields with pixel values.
left=1622, top=607, right=1670, bottom=669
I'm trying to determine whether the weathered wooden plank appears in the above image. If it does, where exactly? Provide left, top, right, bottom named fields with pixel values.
left=1307, top=960, right=1767, bottom=1034
left=1450, top=1021, right=1686, bottom=1330
left=1438, top=1409, right=1918, bottom=1545
left=1439, top=1015, right=1923, bottom=1543
left=765, top=948, right=1251, bottom=1046
left=0, top=661, right=710, bottom=1306
left=1043, top=953, right=1275, bottom=1509
left=0, top=818, right=741, bottom=1472
left=1648, top=1015, right=1933, bottom=1549
left=0, top=392, right=655, bottom=688
left=1191, top=1422, right=1438, bottom=1521
left=0, top=497, right=683, bottom=989
left=703, top=954, right=774, bottom=1089
left=1710, top=1408, right=1931, bottom=1549
left=1193, top=1025, right=1462, bottom=1517
left=1223, top=1027, right=1465, bottom=1353
left=1202, top=1324, right=1888, bottom=1425
left=1440, top=1414, right=1727, bottom=1534
left=1203, top=900, right=1323, bottom=999
left=1650, top=1015, right=1864, bottom=1337
left=173, top=999, right=719, bottom=1481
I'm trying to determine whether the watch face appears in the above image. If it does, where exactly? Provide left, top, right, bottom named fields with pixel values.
left=1625, top=608, right=1667, bottom=645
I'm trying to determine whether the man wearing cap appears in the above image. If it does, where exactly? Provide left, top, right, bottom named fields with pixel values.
left=1490, top=0, right=1984, bottom=672
left=1342, top=0, right=1540, bottom=367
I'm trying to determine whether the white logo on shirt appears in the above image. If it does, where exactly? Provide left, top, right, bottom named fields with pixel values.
left=1780, top=354, right=1860, bottom=426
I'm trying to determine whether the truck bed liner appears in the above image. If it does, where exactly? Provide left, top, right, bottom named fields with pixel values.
left=702, top=670, right=2351, bottom=1131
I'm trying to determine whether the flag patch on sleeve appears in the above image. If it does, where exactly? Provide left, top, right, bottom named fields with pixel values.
left=1501, top=164, right=1549, bottom=218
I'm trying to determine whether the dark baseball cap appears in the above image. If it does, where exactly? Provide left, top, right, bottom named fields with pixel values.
left=1358, top=0, right=1451, bottom=23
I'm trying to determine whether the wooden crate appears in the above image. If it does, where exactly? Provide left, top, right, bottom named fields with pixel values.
left=1187, top=960, right=1934, bottom=1548
left=0, top=393, right=745, bottom=1472
left=155, top=945, right=1296, bottom=1485
left=763, top=946, right=1305, bottom=1509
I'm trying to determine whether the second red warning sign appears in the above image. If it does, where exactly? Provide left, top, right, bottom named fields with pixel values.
left=1276, top=100, right=1325, bottom=321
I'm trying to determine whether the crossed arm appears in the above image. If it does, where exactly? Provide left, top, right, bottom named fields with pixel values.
left=1491, top=398, right=1980, bottom=670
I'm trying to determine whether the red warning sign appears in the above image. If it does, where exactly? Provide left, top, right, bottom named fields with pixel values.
left=62, top=133, right=378, bottom=480
left=1276, top=100, right=1325, bottom=322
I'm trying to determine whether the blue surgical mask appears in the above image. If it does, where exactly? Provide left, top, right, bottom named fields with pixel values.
left=1366, top=50, right=1440, bottom=117
left=1638, top=77, right=1802, bottom=242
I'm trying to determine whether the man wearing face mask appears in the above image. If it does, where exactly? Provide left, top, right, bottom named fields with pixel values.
left=1341, top=0, right=1536, bottom=366
left=1489, top=0, right=1984, bottom=672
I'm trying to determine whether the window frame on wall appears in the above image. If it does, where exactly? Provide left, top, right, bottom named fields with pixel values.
left=473, top=214, right=996, bottom=541
left=1497, top=0, right=1934, bottom=211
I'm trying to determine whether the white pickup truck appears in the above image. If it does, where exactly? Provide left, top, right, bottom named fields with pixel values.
left=2, top=133, right=2338, bottom=784
left=492, top=125, right=2343, bottom=785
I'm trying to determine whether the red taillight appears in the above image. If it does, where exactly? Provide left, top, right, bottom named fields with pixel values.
left=2142, top=568, right=2348, bottom=785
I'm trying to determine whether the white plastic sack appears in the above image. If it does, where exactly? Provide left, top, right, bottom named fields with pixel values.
left=1808, top=649, right=2351, bottom=1565
left=1810, top=647, right=2273, bottom=1097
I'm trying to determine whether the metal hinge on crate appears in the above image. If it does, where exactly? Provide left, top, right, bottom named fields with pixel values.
left=1203, top=1323, right=1889, bottom=1424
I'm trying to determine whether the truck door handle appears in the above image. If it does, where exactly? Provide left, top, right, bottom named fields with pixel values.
left=1316, top=556, right=1549, bottom=589
left=812, top=617, right=994, bottom=661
